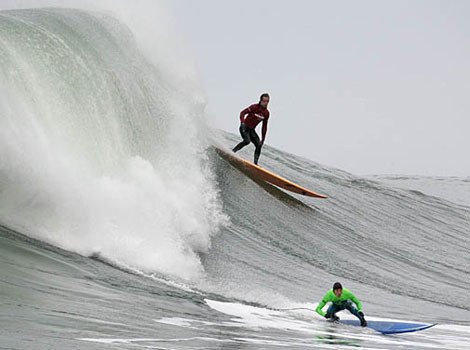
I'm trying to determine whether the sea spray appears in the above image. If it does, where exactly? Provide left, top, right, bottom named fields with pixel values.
left=0, top=7, right=227, bottom=280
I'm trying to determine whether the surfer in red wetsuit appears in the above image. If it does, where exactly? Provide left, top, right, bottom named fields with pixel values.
left=232, top=93, right=270, bottom=165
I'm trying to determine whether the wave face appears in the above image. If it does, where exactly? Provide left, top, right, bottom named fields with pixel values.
left=0, top=7, right=226, bottom=280
left=206, top=133, right=470, bottom=317
left=368, top=175, right=470, bottom=207
left=1, top=6, right=470, bottom=350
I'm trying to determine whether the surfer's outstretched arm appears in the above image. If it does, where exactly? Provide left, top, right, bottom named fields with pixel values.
left=315, top=292, right=331, bottom=317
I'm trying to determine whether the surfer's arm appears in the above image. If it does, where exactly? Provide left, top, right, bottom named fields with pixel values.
left=261, top=118, right=268, bottom=144
left=349, top=293, right=362, bottom=312
left=240, top=106, right=251, bottom=123
left=315, top=294, right=329, bottom=317
left=315, top=301, right=327, bottom=317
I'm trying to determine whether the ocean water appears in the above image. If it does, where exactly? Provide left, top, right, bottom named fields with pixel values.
left=1, top=6, right=469, bottom=350
left=368, top=175, right=470, bottom=208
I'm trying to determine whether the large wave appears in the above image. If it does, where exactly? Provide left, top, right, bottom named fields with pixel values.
left=0, top=7, right=227, bottom=280
left=1, top=2, right=469, bottom=321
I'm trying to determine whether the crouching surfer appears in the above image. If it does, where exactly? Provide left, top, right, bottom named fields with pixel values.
left=316, top=282, right=367, bottom=327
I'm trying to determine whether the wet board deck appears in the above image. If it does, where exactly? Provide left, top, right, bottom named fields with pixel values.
left=215, top=147, right=327, bottom=198
left=339, top=320, right=437, bottom=334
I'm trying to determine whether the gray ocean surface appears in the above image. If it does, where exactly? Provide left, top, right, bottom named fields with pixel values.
left=1, top=7, right=469, bottom=350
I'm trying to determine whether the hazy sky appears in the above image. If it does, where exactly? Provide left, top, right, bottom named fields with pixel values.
left=168, top=0, right=470, bottom=176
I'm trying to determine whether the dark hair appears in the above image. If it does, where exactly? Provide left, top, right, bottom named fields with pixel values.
left=259, top=93, right=270, bottom=102
left=333, top=282, right=343, bottom=291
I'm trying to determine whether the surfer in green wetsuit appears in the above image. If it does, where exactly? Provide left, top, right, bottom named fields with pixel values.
left=316, top=282, right=367, bottom=327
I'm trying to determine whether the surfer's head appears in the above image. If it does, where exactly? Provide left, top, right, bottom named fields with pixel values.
left=333, top=282, right=343, bottom=297
left=259, top=93, right=270, bottom=108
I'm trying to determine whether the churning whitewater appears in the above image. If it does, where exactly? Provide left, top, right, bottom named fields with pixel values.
left=1, top=6, right=469, bottom=350
left=0, top=6, right=228, bottom=280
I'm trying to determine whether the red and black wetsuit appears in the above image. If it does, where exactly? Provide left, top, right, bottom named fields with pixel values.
left=239, top=104, right=270, bottom=143
left=232, top=103, right=270, bottom=165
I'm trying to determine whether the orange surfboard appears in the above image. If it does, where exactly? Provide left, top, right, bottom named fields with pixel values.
left=216, top=147, right=327, bottom=198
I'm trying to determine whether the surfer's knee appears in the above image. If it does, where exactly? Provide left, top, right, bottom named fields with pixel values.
left=345, top=301, right=356, bottom=312
left=238, top=139, right=250, bottom=147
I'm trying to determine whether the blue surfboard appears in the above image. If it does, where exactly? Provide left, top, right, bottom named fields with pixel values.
left=339, top=320, right=437, bottom=334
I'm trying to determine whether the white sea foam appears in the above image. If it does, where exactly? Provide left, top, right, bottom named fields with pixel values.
left=0, top=4, right=227, bottom=280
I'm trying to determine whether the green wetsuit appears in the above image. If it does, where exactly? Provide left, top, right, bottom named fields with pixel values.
left=316, top=288, right=362, bottom=317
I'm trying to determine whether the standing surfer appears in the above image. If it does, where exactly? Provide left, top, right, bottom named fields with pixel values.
left=316, top=282, right=367, bottom=326
left=232, top=93, right=270, bottom=165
